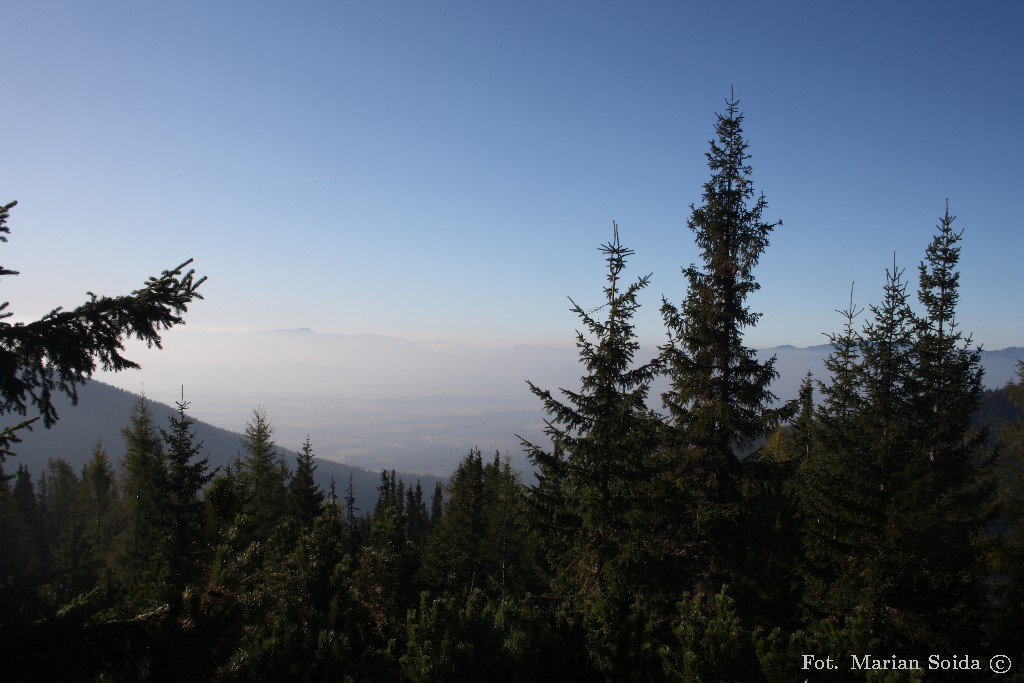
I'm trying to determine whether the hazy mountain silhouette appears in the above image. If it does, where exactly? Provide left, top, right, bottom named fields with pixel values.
left=4, top=379, right=443, bottom=512
left=88, top=329, right=1024, bottom=476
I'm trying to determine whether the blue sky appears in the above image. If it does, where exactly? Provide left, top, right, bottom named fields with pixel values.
left=3, top=1, right=1022, bottom=350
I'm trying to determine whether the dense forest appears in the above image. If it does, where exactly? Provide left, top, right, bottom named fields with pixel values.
left=2, top=97, right=1023, bottom=681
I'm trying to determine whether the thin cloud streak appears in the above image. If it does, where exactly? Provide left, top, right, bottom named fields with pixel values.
left=252, top=176, right=334, bottom=187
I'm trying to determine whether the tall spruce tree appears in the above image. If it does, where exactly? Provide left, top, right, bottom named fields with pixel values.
left=78, top=442, right=118, bottom=576
left=287, top=436, right=325, bottom=534
left=905, top=207, right=994, bottom=647
left=159, top=393, right=213, bottom=592
left=659, top=93, right=787, bottom=590
left=237, top=407, right=288, bottom=544
left=522, top=223, right=663, bottom=676
left=116, top=397, right=170, bottom=609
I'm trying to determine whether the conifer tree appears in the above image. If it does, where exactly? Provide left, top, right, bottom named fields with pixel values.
left=421, top=448, right=536, bottom=596
left=159, top=393, right=213, bottom=591
left=801, top=211, right=996, bottom=656
left=287, top=435, right=325, bottom=534
left=659, top=93, right=787, bottom=590
left=905, top=207, right=994, bottom=646
left=116, top=397, right=169, bottom=607
left=42, top=458, right=88, bottom=596
left=523, top=223, right=663, bottom=675
left=1, top=463, right=39, bottom=583
left=78, top=442, right=118, bottom=573
left=993, top=362, right=1024, bottom=659
left=0, top=199, right=205, bottom=458
left=344, top=473, right=363, bottom=555
left=237, top=407, right=288, bottom=544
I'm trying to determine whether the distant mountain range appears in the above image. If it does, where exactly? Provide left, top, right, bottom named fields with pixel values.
left=73, top=329, right=1024, bottom=477
left=762, top=343, right=1024, bottom=403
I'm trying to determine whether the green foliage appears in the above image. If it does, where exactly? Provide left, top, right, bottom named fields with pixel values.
left=287, top=436, right=326, bottom=535
left=114, top=397, right=172, bottom=609
left=0, top=199, right=205, bottom=459
left=421, top=449, right=539, bottom=597
left=237, top=407, right=289, bottom=545
left=799, top=209, right=997, bottom=656
left=159, top=395, right=213, bottom=591
left=659, top=94, right=789, bottom=591
left=79, top=442, right=118, bottom=557
left=523, top=223, right=665, bottom=676
left=402, top=590, right=567, bottom=683
left=0, top=463, right=39, bottom=587
left=227, top=508, right=358, bottom=682
left=992, top=362, right=1024, bottom=667
left=659, top=587, right=755, bottom=682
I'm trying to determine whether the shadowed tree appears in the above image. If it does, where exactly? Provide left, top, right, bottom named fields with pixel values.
left=159, top=392, right=213, bottom=592
left=237, top=407, right=289, bottom=545
left=523, top=223, right=664, bottom=677
left=0, top=199, right=206, bottom=460
left=659, top=93, right=789, bottom=594
left=287, top=435, right=325, bottom=534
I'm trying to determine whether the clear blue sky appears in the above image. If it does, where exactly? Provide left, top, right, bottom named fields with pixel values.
left=3, top=1, right=1022, bottom=350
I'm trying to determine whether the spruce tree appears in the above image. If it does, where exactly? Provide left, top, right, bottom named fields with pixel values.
left=287, top=435, right=325, bottom=534
left=237, top=407, right=288, bottom=544
left=421, top=449, right=535, bottom=597
left=159, top=393, right=213, bottom=591
left=116, top=397, right=169, bottom=608
left=78, top=442, right=118, bottom=572
left=659, top=93, right=787, bottom=590
left=801, top=210, right=996, bottom=657
left=522, top=223, right=663, bottom=676
left=0, top=199, right=205, bottom=458
left=798, top=291, right=867, bottom=618
left=905, top=207, right=994, bottom=647
left=993, top=362, right=1024, bottom=659
left=2, top=463, right=39, bottom=583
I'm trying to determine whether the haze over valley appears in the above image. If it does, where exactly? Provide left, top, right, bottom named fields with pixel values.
left=97, top=328, right=1024, bottom=476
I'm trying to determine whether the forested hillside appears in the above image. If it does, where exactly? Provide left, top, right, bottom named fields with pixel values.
left=2, top=378, right=437, bottom=513
left=2, top=97, right=1023, bottom=681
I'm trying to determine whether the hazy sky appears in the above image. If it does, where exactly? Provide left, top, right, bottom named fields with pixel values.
left=3, top=1, right=1022, bottom=350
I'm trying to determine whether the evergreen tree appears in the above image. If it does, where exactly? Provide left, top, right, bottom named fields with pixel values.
left=116, top=396, right=170, bottom=608
left=41, top=458, right=89, bottom=598
left=480, top=452, right=538, bottom=596
left=0, top=199, right=205, bottom=458
left=354, top=473, right=414, bottom=667
left=800, top=211, right=996, bottom=658
left=421, top=449, right=536, bottom=597
left=993, top=362, right=1024, bottom=661
left=228, top=506, right=358, bottom=681
left=159, top=393, right=213, bottom=592
left=344, top=473, right=363, bottom=555
left=421, top=448, right=484, bottom=592
left=78, top=442, right=118, bottom=575
left=659, top=93, right=788, bottom=590
left=905, top=207, right=994, bottom=646
left=523, top=223, right=663, bottom=676
left=237, top=407, right=289, bottom=544
left=287, top=435, right=325, bottom=534
left=1, top=463, right=39, bottom=585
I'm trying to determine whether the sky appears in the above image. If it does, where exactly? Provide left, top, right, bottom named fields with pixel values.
left=3, top=1, right=1023, bottom=352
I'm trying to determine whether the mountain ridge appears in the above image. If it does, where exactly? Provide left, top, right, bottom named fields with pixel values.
left=3, top=379, right=443, bottom=512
